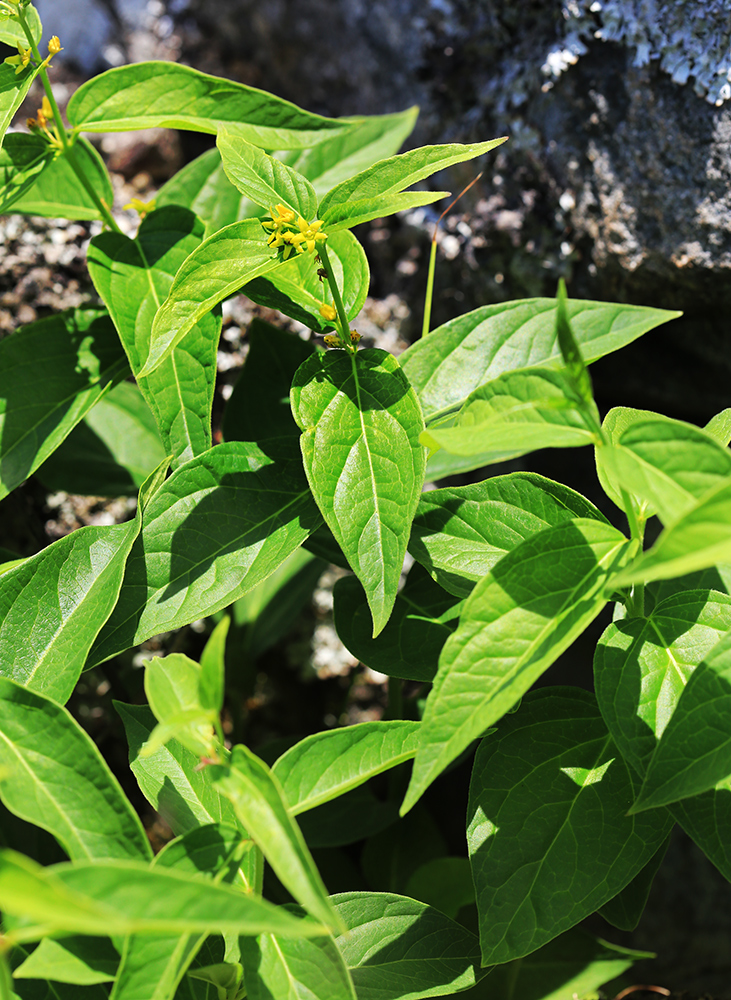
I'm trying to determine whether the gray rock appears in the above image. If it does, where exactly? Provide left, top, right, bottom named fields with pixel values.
left=180, top=0, right=731, bottom=413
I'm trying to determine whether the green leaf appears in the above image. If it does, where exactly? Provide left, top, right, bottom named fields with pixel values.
left=292, top=107, right=418, bottom=198
left=272, top=721, right=421, bottom=815
left=0, top=491, right=142, bottom=704
left=9, top=138, right=114, bottom=220
left=402, top=519, right=632, bottom=813
left=0, top=678, right=152, bottom=861
left=403, top=857, right=475, bottom=920
left=37, top=380, right=166, bottom=496
left=14, top=937, right=118, bottom=985
left=0, top=5, right=41, bottom=47
left=239, top=931, right=356, bottom=1000
left=421, top=367, right=599, bottom=461
left=141, top=219, right=284, bottom=377
left=705, top=407, right=731, bottom=446
left=116, top=703, right=239, bottom=838
left=611, top=478, right=731, bottom=586
left=598, top=835, right=670, bottom=931
left=89, top=438, right=322, bottom=665
left=484, top=927, right=652, bottom=1000
left=291, top=349, right=426, bottom=636
left=0, top=61, right=39, bottom=150
left=222, top=319, right=314, bottom=444
left=0, top=850, right=325, bottom=940
left=213, top=745, right=341, bottom=930
left=631, top=629, right=731, bottom=812
left=670, top=774, right=731, bottom=883
left=409, top=471, right=608, bottom=597
left=144, top=654, right=217, bottom=758
left=217, top=129, right=317, bottom=219
left=0, top=133, right=53, bottom=214
left=467, top=688, right=672, bottom=965
left=156, top=147, right=258, bottom=236
left=554, top=278, right=595, bottom=409
left=199, top=617, right=228, bottom=714
left=87, top=206, right=220, bottom=467
left=0, top=308, right=128, bottom=501
left=318, top=138, right=507, bottom=231
left=67, top=62, right=353, bottom=148
left=333, top=563, right=459, bottom=682
left=594, top=590, right=731, bottom=776
left=111, top=825, right=246, bottom=1000
left=399, top=299, right=681, bottom=424
left=244, top=229, right=369, bottom=333
left=331, top=892, right=485, bottom=1000
left=598, top=416, right=731, bottom=526
left=595, top=406, right=661, bottom=515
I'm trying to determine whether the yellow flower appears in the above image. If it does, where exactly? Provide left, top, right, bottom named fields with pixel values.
left=261, top=203, right=296, bottom=231
left=5, top=43, right=31, bottom=74
left=47, top=36, right=62, bottom=56
left=290, top=216, right=327, bottom=254
left=35, top=95, right=52, bottom=128
left=123, top=197, right=157, bottom=218
left=319, top=303, right=337, bottom=322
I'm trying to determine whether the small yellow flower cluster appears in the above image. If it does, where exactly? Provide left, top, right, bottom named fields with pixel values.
left=5, top=43, right=31, bottom=75
left=319, top=303, right=337, bottom=322
left=261, top=203, right=327, bottom=259
left=123, top=197, right=157, bottom=218
left=26, top=96, right=61, bottom=148
left=5, top=35, right=62, bottom=75
left=323, top=328, right=360, bottom=350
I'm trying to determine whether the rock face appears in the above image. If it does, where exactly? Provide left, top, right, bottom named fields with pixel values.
left=180, top=0, right=731, bottom=414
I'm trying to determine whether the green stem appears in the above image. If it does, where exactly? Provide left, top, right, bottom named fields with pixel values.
left=619, top=487, right=646, bottom=617
left=0, top=951, right=12, bottom=1000
left=251, top=845, right=264, bottom=897
left=421, top=236, right=437, bottom=338
left=18, top=13, right=122, bottom=234
left=318, top=243, right=356, bottom=354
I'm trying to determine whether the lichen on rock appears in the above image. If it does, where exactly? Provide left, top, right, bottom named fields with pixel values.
left=546, top=0, right=731, bottom=106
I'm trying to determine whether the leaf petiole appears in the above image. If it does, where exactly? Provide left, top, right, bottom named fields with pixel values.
left=318, top=242, right=356, bottom=353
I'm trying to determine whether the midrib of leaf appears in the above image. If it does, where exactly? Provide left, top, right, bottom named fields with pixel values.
left=291, top=747, right=418, bottom=813
left=135, top=739, right=225, bottom=825
left=112, top=931, right=199, bottom=1000
left=0, top=727, right=95, bottom=859
left=21, top=532, right=128, bottom=686
left=647, top=617, right=687, bottom=687
left=271, top=935, right=299, bottom=1000
left=439, top=536, right=626, bottom=750
left=617, top=446, right=693, bottom=515
left=0, top=355, right=128, bottom=471
left=491, top=732, right=615, bottom=953
left=133, top=237, right=200, bottom=460
left=349, top=351, right=385, bottom=594
left=106, top=484, right=314, bottom=635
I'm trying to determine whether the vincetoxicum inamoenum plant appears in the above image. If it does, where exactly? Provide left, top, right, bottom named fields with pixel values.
left=0, top=2, right=729, bottom=998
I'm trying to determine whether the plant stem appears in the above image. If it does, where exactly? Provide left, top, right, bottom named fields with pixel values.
left=421, top=236, right=437, bottom=338
left=620, top=488, right=646, bottom=617
left=318, top=242, right=356, bottom=354
left=252, top=845, right=264, bottom=896
left=18, top=12, right=122, bottom=234
left=0, top=952, right=12, bottom=1000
